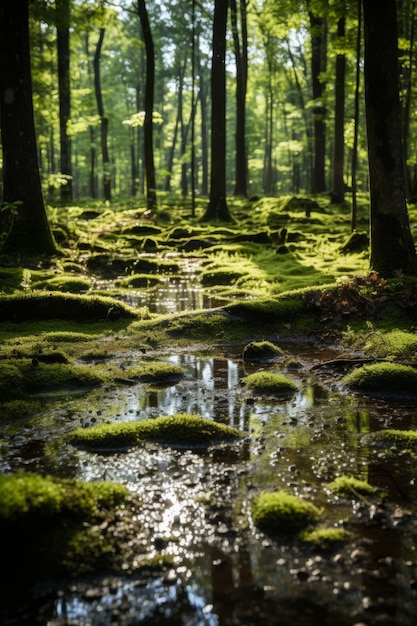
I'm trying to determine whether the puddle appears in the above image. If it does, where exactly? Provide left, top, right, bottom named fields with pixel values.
left=2, top=347, right=417, bottom=625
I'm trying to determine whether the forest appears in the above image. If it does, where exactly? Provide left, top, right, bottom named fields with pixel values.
left=2, top=1, right=417, bottom=626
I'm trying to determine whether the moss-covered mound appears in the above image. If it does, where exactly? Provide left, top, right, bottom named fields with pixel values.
left=300, top=527, right=353, bottom=549
left=0, top=471, right=128, bottom=575
left=342, top=362, right=417, bottom=395
left=252, top=491, right=321, bottom=534
left=326, top=475, right=379, bottom=496
left=365, top=428, right=417, bottom=450
left=0, top=359, right=104, bottom=401
left=242, top=341, right=283, bottom=363
left=0, top=293, right=138, bottom=322
left=127, top=361, right=185, bottom=385
left=243, top=371, right=298, bottom=395
left=68, top=413, right=242, bottom=450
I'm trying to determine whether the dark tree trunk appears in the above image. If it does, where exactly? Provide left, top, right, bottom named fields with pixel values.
left=56, top=0, right=72, bottom=201
left=230, top=0, right=248, bottom=197
left=136, top=0, right=157, bottom=212
left=309, top=7, right=327, bottom=193
left=363, top=0, right=417, bottom=276
left=94, top=28, right=111, bottom=201
left=330, top=15, right=346, bottom=204
left=351, top=0, right=362, bottom=232
left=0, top=0, right=57, bottom=256
left=199, top=66, right=209, bottom=196
left=203, top=0, right=232, bottom=221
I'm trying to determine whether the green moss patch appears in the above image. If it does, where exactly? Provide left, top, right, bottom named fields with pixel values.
left=127, top=361, right=185, bottom=385
left=365, top=428, right=417, bottom=450
left=252, top=491, right=321, bottom=534
left=32, top=275, right=92, bottom=293
left=0, top=359, right=104, bottom=401
left=243, top=371, right=298, bottom=395
left=342, top=362, right=417, bottom=395
left=243, top=340, right=284, bottom=363
left=326, top=475, right=379, bottom=496
left=0, top=471, right=128, bottom=575
left=0, top=293, right=138, bottom=322
left=68, top=413, right=242, bottom=450
left=300, top=527, right=353, bottom=549
left=0, top=399, right=42, bottom=422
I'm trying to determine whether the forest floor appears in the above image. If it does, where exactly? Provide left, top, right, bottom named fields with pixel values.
left=2, top=193, right=417, bottom=626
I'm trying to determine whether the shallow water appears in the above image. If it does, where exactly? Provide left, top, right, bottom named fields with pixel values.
left=2, top=344, right=417, bottom=625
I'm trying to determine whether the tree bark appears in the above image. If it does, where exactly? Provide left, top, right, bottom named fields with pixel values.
left=363, top=0, right=417, bottom=276
left=136, top=0, right=157, bottom=213
left=0, top=0, right=57, bottom=256
left=230, top=0, right=248, bottom=197
left=308, top=6, right=327, bottom=194
left=203, top=0, right=232, bottom=221
left=94, top=28, right=111, bottom=201
left=330, top=15, right=345, bottom=204
left=56, top=0, right=72, bottom=201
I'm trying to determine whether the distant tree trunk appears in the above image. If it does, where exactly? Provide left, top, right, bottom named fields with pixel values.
left=363, top=0, right=417, bottom=276
left=308, top=6, right=327, bottom=193
left=230, top=0, right=248, bottom=197
left=56, top=0, right=72, bottom=201
left=351, top=0, right=361, bottom=232
left=330, top=15, right=346, bottom=204
left=0, top=0, right=57, bottom=256
left=94, top=28, right=111, bottom=201
left=199, top=64, right=209, bottom=196
left=202, top=0, right=232, bottom=221
left=136, top=0, right=157, bottom=212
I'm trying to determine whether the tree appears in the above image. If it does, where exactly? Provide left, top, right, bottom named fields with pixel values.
left=0, top=0, right=57, bottom=256
left=330, top=9, right=346, bottom=204
left=56, top=0, right=73, bottom=201
left=203, top=0, right=232, bottom=221
left=94, top=27, right=111, bottom=201
left=363, top=0, right=417, bottom=276
left=230, top=0, right=248, bottom=197
left=135, top=0, right=157, bottom=213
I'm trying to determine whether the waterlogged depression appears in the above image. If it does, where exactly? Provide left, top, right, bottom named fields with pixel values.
left=2, top=342, right=417, bottom=625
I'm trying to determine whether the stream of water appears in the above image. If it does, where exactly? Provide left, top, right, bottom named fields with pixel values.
left=2, top=275, right=417, bottom=626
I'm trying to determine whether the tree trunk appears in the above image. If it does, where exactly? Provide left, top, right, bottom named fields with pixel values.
left=363, top=0, right=417, bottom=276
left=94, top=28, right=111, bottom=201
left=0, top=0, right=57, bottom=256
left=202, top=0, right=232, bottom=221
left=330, top=15, right=345, bottom=204
left=137, top=0, right=157, bottom=213
left=309, top=7, right=327, bottom=194
left=351, top=0, right=362, bottom=232
left=56, top=0, right=72, bottom=201
left=230, top=0, right=248, bottom=197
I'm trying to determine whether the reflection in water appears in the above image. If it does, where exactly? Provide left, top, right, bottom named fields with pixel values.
left=3, top=348, right=417, bottom=625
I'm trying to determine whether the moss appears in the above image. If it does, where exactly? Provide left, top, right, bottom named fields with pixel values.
left=366, top=428, right=417, bottom=450
left=342, top=362, right=417, bottom=394
left=252, top=491, right=321, bottom=534
left=115, top=273, right=164, bottom=288
left=68, top=413, right=242, bottom=450
left=0, top=471, right=128, bottom=524
left=326, top=475, right=379, bottom=496
left=243, top=371, right=298, bottom=395
left=0, top=292, right=138, bottom=322
left=32, top=275, right=92, bottom=293
left=0, top=471, right=128, bottom=575
left=127, top=361, right=185, bottom=385
left=0, top=399, right=42, bottom=422
left=242, top=340, right=284, bottom=363
left=300, top=527, right=353, bottom=548
left=0, top=359, right=104, bottom=401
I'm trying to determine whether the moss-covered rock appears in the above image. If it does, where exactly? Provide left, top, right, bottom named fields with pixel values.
left=68, top=413, right=242, bottom=450
left=127, top=361, right=185, bottom=385
left=252, top=491, right=321, bottom=534
left=300, top=527, right=353, bottom=549
left=365, top=428, right=417, bottom=450
left=243, top=371, right=298, bottom=395
left=342, top=362, right=417, bottom=395
left=326, top=475, right=379, bottom=496
left=242, top=340, right=283, bottom=363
